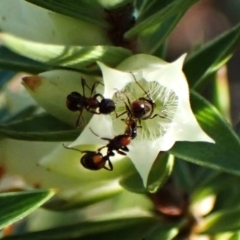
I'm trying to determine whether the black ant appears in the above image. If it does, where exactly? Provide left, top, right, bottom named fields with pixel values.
left=62, top=144, right=113, bottom=171
left=66, top=77, right=116, bottom=127
left=117, top=72, right=165, bottom=122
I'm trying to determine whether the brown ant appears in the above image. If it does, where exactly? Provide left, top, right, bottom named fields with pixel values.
left=66, top=77, right=116, bottom=127
left=90, top=124, right=136, bottom=158
left=117, top=72, right=166, bottom=122
left=62, top=116, right=138, bottom=171
left=62, top=144, right=113, bottom=171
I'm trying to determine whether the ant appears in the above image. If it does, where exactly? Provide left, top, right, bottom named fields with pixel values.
left=62, top=144, right=113, bottom=171
left=66, top=77, right=116, bottom=127
left=90, top=123, right=136, bottom=158
left=62, top=115, right=138, bottom=171
left=117, top=72, right=166, bottom=122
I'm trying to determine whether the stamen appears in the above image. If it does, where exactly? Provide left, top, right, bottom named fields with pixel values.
left=112, top=78, right=179, bottom=140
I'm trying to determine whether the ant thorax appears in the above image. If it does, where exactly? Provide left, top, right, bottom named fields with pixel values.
left=113, top=78, right=179, bottom=140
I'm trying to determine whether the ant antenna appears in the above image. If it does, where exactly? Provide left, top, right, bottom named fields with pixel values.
left=89, top=128, right=100, bottom=138
left=130, top=72, right=152, bottom=99
left=62, top=143, right=83, bottom=153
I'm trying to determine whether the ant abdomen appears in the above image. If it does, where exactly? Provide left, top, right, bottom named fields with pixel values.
left=99, top=98, right=116, bottom=114
left=81, top=151, right=107, bottom=170
left=66, top=92, right=83, bottom=111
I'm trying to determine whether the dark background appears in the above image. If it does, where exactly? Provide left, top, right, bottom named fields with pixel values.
left=167, top=0, right=240, bottom=124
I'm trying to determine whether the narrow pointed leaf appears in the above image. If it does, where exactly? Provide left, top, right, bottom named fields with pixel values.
left=0, top=190, right=55, bottom=230
left=137, top=0, right=175, bottom=22
left=0, top=47, right=50, bottom=74
left=172, top=159, right=193, bottom=193
left=137, top=0, right=186, bottom=54
left=2, top=214, right=157, bottom=239
left=125, top=0, right=198, bottom=38
left=120, top=153, right=174, bottom=193
left=170, top=91, right=240, bottom=176
left=142, top=222, right=181, bottom=240
left=25, top=0, right=107, bottom=28
left=43, top=181, right=123, bottom=211
left=0, top=69, right=16, bottom=89
left=184, top=23, right=240, bottom=89
left=0, top=105, right=37, bottom=124
left=139, top=14, right=185, bottom=54
left=0, top=33, right=132, bottom=72
left=192, top=173, right=236, bottom=203
left=198, top=207, right=240, bottom=234
left=0, top=113, right=80, bottom=141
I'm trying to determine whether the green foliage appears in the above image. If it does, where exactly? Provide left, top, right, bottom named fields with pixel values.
left=0, top=113, right=80, bottom=141
left=0, top=47, right=49, bottom=74
left=184, top=22, right=240, bottom=90
left=0, top=33, right=132, bottom=73
left=170, top=91, right=240, bottom=176
left=25, top=0, right=107, bottom=28
left=0, top=0, right=240, bottom=239
left=0, top=190, right=55, bottom=230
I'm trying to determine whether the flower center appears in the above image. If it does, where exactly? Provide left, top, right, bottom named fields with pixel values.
left=112, top=79, right=179, bottom=140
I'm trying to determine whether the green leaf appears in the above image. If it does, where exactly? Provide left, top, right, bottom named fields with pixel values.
left=2, top=214, right=158, bottom=239
left=120, top=153, right=174, bottom=193
left=0, top=190, right=55, bottom=230
left=192, top=173, right=236, bottom=203
left=172, top=159, right=193, bottom=193
left=138, top=14, right=185, bottom=54
left=136, top=0, right=187, bottom=54
left=25, top=0, right=107, bottom=28
left=142, top=222, right=181, bottom=240
left=0, top=113, right=80, bottom=141
left=0, top=47, right=49, bottom=74
left=0, top=106, right=38, bottom=124
left=198, top=207, right=240, bottom=234
left=137, top=0, right=175, bottom=22
left=212, top=181, right=240, bottom=212
left=43, top=181, right=123, bottom=211
left=0, top=33, right=132, bottom=73
left=184, top=23, right=240, bottom=89
left=125, top=0, right=198, bottom=39
left=0, top=69, right=15, bottom=89
left=169, top=91, right=240, bottom=178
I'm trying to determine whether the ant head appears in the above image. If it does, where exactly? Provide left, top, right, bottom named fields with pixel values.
left=99, top=98, right=116, bottom=114
left=66, top=92, right=83, bottom=111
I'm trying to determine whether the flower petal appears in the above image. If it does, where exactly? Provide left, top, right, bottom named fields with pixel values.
left=97, top=61, right=133, bottom=98
left=69, top=115, right=114, bottom=147
left=128, top=139, right=161, bottom=187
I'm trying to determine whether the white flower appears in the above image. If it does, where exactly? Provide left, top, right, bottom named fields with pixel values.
left=70, top=54, right=215, bottom=186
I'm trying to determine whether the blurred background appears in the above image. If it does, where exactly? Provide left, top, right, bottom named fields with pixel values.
left=167, top=0, right=240, bottom=124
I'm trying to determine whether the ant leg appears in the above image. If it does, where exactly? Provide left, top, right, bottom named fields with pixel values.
left=150, top=113, right=167, bottom=120
left=115, top=99, right=131, bottom=119
left=97, top=145, right=107, bottom=152
left=88, top=109, right=101, bottom=114
left=81, top=78, right=103, bottom=98
left=116, top=150, right=127, bottom=155
left=115, top=110, right=127, bottom=119
left=89, top=82, right=103, bottom=98
left=104, top=158, right=113, bottom=171
left=81, top=78, right=87, bottom=97
left=121, top=146, right=129, bottom=152
left=75, top=109, right=84, bottom=127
